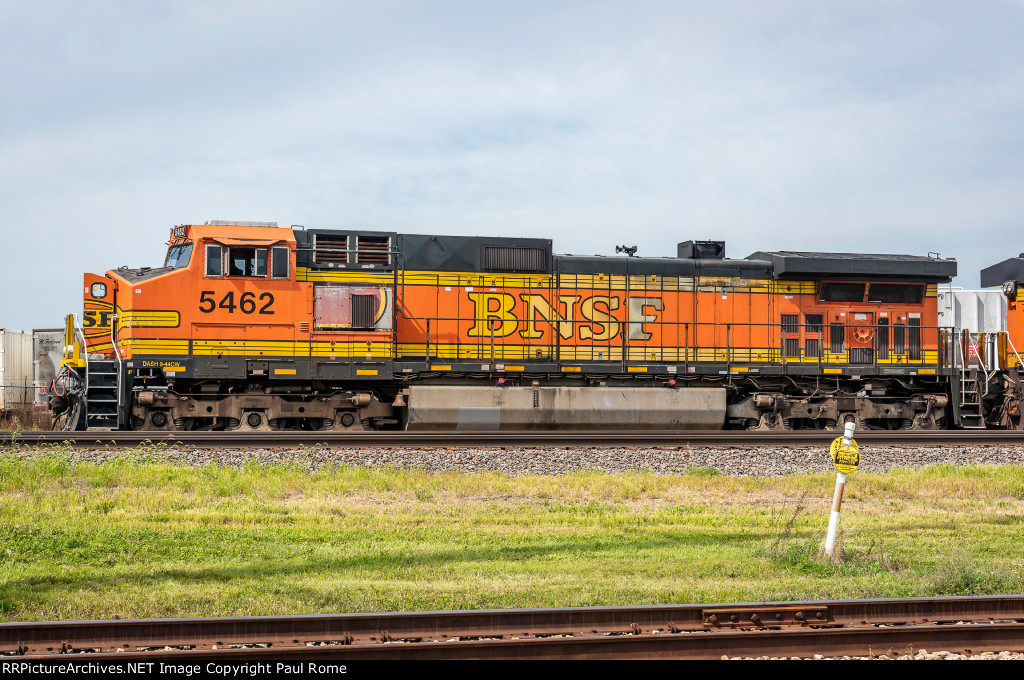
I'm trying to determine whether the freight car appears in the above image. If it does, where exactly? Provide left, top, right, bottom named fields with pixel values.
left=49, top=220, right=1015, bottom=432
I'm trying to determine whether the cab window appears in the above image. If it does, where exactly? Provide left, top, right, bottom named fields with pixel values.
left=228, top=248, right=268, bottom=277
left=165, top=242, right=193, bottom=268
left=271, top=246, right=289, bottom=279
left=206, top=244, right=223, bottom=276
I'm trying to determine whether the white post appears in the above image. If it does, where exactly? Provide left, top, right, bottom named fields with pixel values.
left=825, top=422, right=856, bottom=558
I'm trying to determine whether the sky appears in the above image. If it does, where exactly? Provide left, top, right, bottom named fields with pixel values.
left=2, top=0, right=1024, bottom=330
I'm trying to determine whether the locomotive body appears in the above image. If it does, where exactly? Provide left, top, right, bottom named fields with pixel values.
left=54, top=221, right=974, bottom=431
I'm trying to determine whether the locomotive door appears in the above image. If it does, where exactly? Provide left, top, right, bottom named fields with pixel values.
left=311, top=284, right=395, bottom=380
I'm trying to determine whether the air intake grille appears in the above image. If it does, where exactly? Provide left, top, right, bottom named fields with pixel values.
left=830, top=323, right=845, bottom=353
left=850, top=348, right=873, bottom=364
left=909, top=318, right=921, bottom=360
left=483, top=246, right=547, bottom=272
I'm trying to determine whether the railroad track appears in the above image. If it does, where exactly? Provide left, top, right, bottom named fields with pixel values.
left=2, top=596, right=1023, bottom=660
left=4, top=429, right=1024, bottom=448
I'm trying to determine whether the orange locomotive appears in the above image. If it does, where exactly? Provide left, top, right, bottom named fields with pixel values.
left=52, top=221, right=961, bottom=431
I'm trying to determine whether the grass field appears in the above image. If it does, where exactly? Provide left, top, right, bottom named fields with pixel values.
left=1, top=446, right=1023, bottom=621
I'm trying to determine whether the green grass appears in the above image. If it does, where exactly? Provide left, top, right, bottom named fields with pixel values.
left=1, top=449, right=1023, bottom=621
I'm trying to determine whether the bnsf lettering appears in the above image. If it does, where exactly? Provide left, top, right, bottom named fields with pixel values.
left=467, top=293, right=660, bottom=341
left=199, top=291, right=275, bottom=315
left=82, top=311, right=113, bottom=328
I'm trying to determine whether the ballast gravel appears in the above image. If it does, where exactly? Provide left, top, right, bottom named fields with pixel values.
left=12, top=443, right=1024, bottom=476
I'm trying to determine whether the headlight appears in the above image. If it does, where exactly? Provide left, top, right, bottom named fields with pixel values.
left=91, top=283, right=107, bottom=298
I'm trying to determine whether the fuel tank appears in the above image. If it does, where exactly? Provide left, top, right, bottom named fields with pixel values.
left=405, top=385, right=726, bottom=431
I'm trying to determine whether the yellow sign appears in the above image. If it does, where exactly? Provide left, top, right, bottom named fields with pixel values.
left=829, top=437, right=860, bottom=474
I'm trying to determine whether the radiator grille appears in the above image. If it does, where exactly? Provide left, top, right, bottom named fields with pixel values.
left=868, top=283, right=924, bottom=304
left=820, top=282, right=866, bottom=303
left=781, top=314, right=800, bottom=334
left=483, top=246, right=547, bottom=272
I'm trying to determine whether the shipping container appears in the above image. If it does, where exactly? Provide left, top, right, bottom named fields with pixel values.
left=0, top=329, right=34, bottom=410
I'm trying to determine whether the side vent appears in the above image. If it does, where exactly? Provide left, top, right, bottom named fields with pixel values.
left=483, top=246, right=547, bottom=272
left=314, top=234, right=349, bottom=264
left=299, top=322, right=310, bottom=333
left=352, top=294, right=377, bottom=329
left=356, top=236, right=391, bottom=264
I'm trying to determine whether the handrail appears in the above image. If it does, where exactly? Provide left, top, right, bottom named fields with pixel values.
left=1007, top=333, right=1024, bottom=371
left=73, top=313, right=89, bottom=396
left=110, top=314, right=123, bottom=427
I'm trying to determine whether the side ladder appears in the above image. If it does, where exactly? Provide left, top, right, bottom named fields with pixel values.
left=85, top=360, right=119, bottom=430
left=958, top=367, right=985, bottom=429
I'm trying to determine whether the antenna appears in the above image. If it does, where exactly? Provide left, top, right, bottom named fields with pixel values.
left=616, top=245, right=638, bottom=257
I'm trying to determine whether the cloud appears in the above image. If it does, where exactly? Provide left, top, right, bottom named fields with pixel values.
left=2, top=1, right=1024, bottom=329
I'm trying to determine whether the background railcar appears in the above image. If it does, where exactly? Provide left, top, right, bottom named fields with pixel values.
left=53, top=221, right=971, bottom=431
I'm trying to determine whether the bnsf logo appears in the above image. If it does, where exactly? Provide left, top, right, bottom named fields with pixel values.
left=467, top=292, right=663, bottom=341
left=82, top=311, right=114, bottom=328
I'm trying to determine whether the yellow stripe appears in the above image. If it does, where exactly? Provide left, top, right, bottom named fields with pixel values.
left=503, top=366, right=525, bottom=371
left=562, top=366, right=582, bottom=372
left=729, top=367, right=749, bottom=373
left=274, top=368, right=297, bottom=375
left=162, top=366, right=185, bottom=372
left=769, top=281, right=818, bottom=294
left=916, top=368, right=936, bottom=374
left=627, top=366, right=648, bottom=373
left=356, top=369, right=378, bottom=376
left=298, top=267, right=553, bottom=287
left=431, top=365, right=452, bottom=370
left=297, top=266, right=822, bottom=292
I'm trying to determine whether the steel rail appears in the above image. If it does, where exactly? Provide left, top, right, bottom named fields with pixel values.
left=3, top=596, right=1024, bottom=660
left=5, top=430, right=1024, bottom=448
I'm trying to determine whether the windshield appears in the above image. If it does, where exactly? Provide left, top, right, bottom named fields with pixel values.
left=164, top=242, right=193, bottom=268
